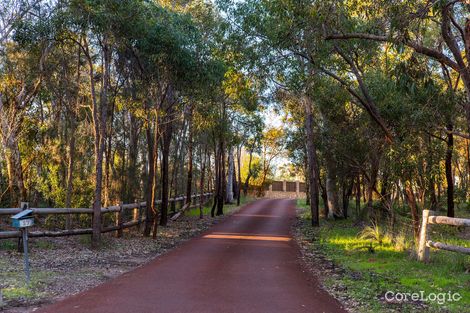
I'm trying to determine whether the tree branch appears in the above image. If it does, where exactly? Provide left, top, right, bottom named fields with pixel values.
left=326, top=33, right=460, bottom=71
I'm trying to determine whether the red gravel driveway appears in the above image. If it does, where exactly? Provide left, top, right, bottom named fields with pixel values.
left=37, top=199, right=346, bottom=313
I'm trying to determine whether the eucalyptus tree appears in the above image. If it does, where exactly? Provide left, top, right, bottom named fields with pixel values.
left=325, top=0, right=470, bottom=137
left=0, top=0, right=52, bottom=206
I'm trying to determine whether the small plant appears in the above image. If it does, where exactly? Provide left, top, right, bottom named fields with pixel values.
left=392, top=233, right=410, bottom=252
left=358, top=223, right=385, bottom=245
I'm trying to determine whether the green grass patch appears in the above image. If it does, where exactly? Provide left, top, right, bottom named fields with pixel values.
left=297, top=199, right=470, bottom=312
left=0, top=270, right=53, bottom=303
left=0, top=240, right=17, bottom=251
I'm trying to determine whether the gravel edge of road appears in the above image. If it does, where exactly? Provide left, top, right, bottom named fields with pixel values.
left=291, top=209, right=360, bottom=313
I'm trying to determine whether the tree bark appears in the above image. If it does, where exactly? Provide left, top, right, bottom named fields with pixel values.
left=185, top=105, right=194, bottom=205
left=303, top=95, right=320, bottom=227
left=143, top=110, right=156, bottom=237
left=236, top=144, right=242, bottom=206
left=211, top=143, right=220, bottom=217
left=199, top=147, right=207, bottom=219
left=226, top=146, right=234, bottom=203
left=243, top=148, right=254, bottom=196
left=159, top=119, right=173, bottom=227
left=216, top=138, right=225, bottom=216
left=85, top=37, right=110, bottom=248
left=355, top=174, right=361, bottom=217
left=326, top=158, right=339, bottom=218
left=445, top=124, right=455, bottom=217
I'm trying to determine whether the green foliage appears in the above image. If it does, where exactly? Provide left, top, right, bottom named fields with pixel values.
left=359, top=223, right=386, bottom=246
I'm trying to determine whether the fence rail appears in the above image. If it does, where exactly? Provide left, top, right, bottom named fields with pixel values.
left=418, top=210, right=470, bottom=262
left=0, top=192, right=212, bottom=239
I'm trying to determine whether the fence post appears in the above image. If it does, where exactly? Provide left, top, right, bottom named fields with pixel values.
left=133, top=199, right=138, bottom=222
left=138, top=200, right=143, bottom=230
left=116, top=202, right=123, bottom=238
left=418, top=209, right=432, bottom=262
left=171, top=199, right=176, bottom=213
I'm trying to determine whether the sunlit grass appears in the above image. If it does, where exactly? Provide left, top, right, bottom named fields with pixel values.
left=296, top=199, right=470, bottom=312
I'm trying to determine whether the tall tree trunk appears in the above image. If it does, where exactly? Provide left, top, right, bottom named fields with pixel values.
left=2, top=129, right=26, bottom=206
left=126, top=113, right=140, bottom=203
left=159, top=121, right=172, bottom=227
left=216, top=138, right=225, bottom=216
left=236, top=144, right=242, bottom=206
left=226, top=146, right=234, bottom=203
left=232, top=160, right=238, bottom=201
left=366, top=155, right=380, bottom=220
left=199, top=147, right=207, bottom=219
left=104, top=107, right=114, bottom=207
left=342, top=179, right=353, bottom=219
left=303, top=151, right=310, bottom=205
left=65, top=46, right=81, bottom=229
left=326, top=158, right=339, bottom=218
left=304, top=95, right=320, bottom=227
left=185, top=105, right=194, bottom=205
left=445, top=124, right=455, bottom=217
left=85, top=37, right=110, bottom=248
left=243, top=148, right=254, bottom=196
left=65, top=120, right=76, bottom=228
left=151, top=113, right=160, bottom=236
left=144, top=113, right=155, bottom=237
left=211, top=144, right=220, bottom=217
left=318, top=177, right=328, bottom=218
left=355, top=174, right=361, bottom=218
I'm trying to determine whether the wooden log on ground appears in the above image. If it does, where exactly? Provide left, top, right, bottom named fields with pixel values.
left=427, top=241, right=470, bottom=254
left=427, top=216, right=470, bottom=227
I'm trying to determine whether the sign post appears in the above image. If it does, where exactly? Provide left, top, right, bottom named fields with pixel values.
left=11, top=202, right=34, bottom=285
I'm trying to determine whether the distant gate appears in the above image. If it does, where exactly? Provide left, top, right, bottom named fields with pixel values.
left=265, top=180, right=306, bottom=199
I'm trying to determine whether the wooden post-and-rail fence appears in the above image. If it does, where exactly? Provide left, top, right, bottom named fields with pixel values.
left=417, top=210, right=470, bottom=262
left=0, top=192, right=213, bottom=240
